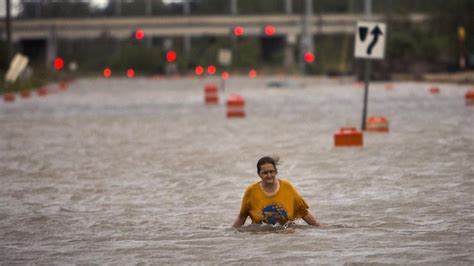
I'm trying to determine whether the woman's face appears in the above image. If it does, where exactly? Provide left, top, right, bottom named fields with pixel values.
left=259, top=163, right=277, bottom=185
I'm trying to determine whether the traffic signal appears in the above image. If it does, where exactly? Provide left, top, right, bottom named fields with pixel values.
left=135, top=29, right=145, bottom=40
left=248, top=69, right=257, bottom=78
left=166, top=51, right=177, bottom=63
left=264, top=25, right=276, bottom=36
left=221, top=71, right=229, bottom=80
left=195, top=65, right=204, bottom=76
left=207, top=65, right=216, bottom=75
left=304, top=52, right=315, bottom=63
left=127, top=68, right=135, bottom=78
left=54, top=57, right=64, bottom=70
left=103, top=68, right=112, bottom=78
left=233, top=26, right=245, bottom=37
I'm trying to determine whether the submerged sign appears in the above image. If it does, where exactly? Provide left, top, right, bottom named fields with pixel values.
left=354, top=21, right=386, bottom=60
left=5, top=54, right=29, bottom=82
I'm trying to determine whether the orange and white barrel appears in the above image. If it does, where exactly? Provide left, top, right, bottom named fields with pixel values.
left=37, top=87, right=48, bottom=97
left=334, top=127, right=363, bottom=147
left=2, top=93, right=16, bottom=103
left=384, top=83, right=394, bottom=90
left=366, top=116, right=389, bottom=132
left=204, top=84, right=219, bottom=105
left=465, top=89, right=474, bottom=106
left=226, top=93, right=245, bottom=118
left=429, top=86, right=440, bottom=94
left=20, top=90, right=31, bottom=98
left=59, top=81, right=69, bottom=91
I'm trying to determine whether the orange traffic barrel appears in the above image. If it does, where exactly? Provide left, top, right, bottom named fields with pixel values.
left=204, top=84, right=219, bottom=105
left=384, top=83, right=394, bottom=90
left=465, top=89, right=474, bottom=106
left=59, top=81, right=69, bottom=91
left=334, top=127, right=363, bottom=147
left=366, top=116, right=389, bottom=132
left=2, top=93, right=16, bottom=103
left=429, top=86, right=440, bottom=94
left=226, top=93, right=245, bottom=118
left=37, top=87, right=48, bottom=96
left=20, top=90, right=31, bottom=98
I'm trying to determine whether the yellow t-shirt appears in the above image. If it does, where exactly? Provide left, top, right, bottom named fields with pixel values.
left=238, top=179, right=309, bottom=225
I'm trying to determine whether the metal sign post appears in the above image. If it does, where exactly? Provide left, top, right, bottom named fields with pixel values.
left=218, top=49, right=232, bottom=92
left=354, top=21, right=386, bottom=130
left=361, top=61, right=371, bottom=130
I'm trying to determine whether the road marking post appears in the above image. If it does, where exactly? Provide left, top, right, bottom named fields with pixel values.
left=354, top=21, right=387, bottom=130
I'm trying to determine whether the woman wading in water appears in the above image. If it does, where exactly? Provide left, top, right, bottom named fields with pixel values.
left=232, top=156, right=321, bottom=228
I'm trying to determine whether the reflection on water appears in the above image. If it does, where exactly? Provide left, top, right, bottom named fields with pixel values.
left=0, top=77, right=473, bottom=264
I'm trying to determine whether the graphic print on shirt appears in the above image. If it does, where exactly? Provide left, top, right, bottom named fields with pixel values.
left=261, top=204, right=288, bottom=225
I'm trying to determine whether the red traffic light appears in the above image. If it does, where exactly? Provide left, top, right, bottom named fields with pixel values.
left=166, top=51, right=177, bottom=63
left=248, top=69, right=257, bottom=78
left=233, top=26, right=245, bottom=37
left=103, top=68, right=112, bottom=78
left=135, top=29, right=145, bottom=40
left=221, top=71, right=229, bottom=80
left=54, top=57, right=64, bottom=70
left=127, top=68, right=135, bottom=78
left=207, top=65, right=216, bottom=75
left=304, top=52, right=315, bottom=63
left=264, top=25, right=276, bottom=36
left=195, top=65, right=204, bottom=76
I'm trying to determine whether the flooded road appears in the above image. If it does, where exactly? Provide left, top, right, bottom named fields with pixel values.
left=1, top=77, right=473, bottom=264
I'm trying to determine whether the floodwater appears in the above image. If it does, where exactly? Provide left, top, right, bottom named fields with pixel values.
left=0, top=76, right=473, bottom=264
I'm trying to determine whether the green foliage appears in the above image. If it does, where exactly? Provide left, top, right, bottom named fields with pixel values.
left=110, top=43, right=164, bottom=73
left=58, top=38, right=118, bottom=71
left=238, top=0, right=285, bottom=14
left=191, top=0, right=231, bottom=14
left=20, top=0, right=92, bottom=18
left=232, top=38, right=262, bottom=69
left=189, top=36, right=261, bottom=70
left=314, top=0, right=353, bottom=13
left=308, top=34, right=353, bottom=74
left=0, top=70, right=52, bottom=94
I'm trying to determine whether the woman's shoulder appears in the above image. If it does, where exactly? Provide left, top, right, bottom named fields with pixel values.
left=278, top=179, right=297, bottom=190
left=245, top=181, right=261, bottom=191
left=278, top=178, right=293, bottom=186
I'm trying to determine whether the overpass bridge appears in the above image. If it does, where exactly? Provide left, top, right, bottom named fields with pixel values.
left=0, top=14, right=426, bottom=70
left=2, top=14, right=426, bottom=40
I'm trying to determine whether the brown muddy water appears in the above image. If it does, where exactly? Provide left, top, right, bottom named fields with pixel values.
left=0, top=77, right=473, bottom=264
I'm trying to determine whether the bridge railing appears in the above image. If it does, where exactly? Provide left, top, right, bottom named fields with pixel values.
left=1, top=14, right=427, bottom=40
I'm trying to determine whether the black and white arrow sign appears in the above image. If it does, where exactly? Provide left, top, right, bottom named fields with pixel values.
left=354, top=22, right=386, bottom=59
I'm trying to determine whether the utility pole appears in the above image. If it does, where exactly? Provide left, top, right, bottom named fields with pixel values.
left=115, top=0, right=122, bottom=16
left=145, top=0, right=152, bottom=16
left=299, top=0, right=314, bottom=75
left=285, top=0, right=292, bottom=14
left=230, top=0, right=237, bottom=15
left=361, top=0, right=372, bottom=131
left=6, top=0, right=12, bottom=62
left=183, top=0, right=191, bottom=60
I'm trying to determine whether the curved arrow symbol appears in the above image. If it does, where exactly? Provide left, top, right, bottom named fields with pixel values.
left=367, top=26, right=383, bottom=55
